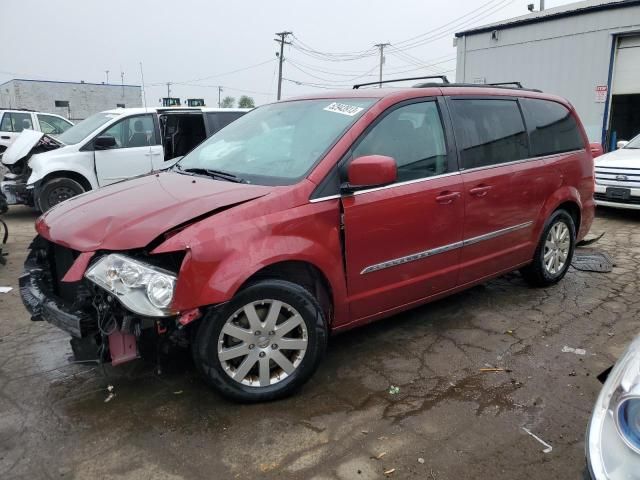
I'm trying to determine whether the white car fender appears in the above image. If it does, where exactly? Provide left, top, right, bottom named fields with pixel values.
left=27, top=148, right=98, bottom=189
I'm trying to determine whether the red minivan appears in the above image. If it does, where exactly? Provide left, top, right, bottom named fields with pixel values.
left=21, top=80, right=596, bottom=401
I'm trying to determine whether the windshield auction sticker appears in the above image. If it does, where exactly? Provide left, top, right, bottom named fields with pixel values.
left=324, top=102, right=364, bottom=116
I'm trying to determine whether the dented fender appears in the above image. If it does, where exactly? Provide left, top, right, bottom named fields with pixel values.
left=154, top=198, right=350, bottom=326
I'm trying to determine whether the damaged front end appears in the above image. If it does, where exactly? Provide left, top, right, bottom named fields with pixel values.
left=20, top=236, right=193, bottom=367
left=1, top=131, right=62, bottom=206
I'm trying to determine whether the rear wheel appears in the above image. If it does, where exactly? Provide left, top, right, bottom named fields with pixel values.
left=521, top=209, right=576, bottom=287
left=38, top=177, right=85, bottom=212
left=193, top=279, right=328, bottom=402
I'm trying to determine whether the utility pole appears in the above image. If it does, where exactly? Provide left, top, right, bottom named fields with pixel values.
left=105, top=70, right=110, bottom=84
left=120, top=70, right=125, bottom=97
left=274, top=31, right=292, bottom=101
left=166, top=82, right=172, bottom=98
left=540, top=0, right=545, bottom=10
left=374, top=43, right=390, bottom=88
left=218, top=86, right=223, bottom=108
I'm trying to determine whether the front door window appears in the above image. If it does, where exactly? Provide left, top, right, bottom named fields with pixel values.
left=101, top=115, right=157, bottom=149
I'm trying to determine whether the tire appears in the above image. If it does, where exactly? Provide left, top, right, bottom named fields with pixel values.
left=521, top=209, right=576, bottom=287
left=38, top=177, right=85, bottom=212
left=193, top=279, right=328, bottom=402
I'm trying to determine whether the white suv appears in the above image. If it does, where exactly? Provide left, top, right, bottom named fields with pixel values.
left=1, top=106, right=248, bottom=211
left=0, top=109, right=73, bottom=157
left=594, top=133, right=640, bottom=210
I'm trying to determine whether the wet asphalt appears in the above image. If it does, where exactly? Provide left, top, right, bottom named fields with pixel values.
left=1, top=205, right=639, bottom=479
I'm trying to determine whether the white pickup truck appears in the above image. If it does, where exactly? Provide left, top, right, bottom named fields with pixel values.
left=1, top=106, right=248, bottom=211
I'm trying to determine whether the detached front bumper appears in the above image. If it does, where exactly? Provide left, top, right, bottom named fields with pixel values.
left=1, top=178, right=33, bottom=206
left=19, top=247, right=96, bottom=338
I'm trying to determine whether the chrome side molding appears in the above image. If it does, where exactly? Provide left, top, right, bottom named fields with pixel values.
left=360, top=221, right=533, bottom=274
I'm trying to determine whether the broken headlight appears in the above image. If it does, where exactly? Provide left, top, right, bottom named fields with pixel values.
left=85, top=254, right=176, bottom=317
left=587, top=334, right=640, bottom=479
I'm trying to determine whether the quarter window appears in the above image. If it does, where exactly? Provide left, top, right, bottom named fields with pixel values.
left=0, top=112, right=33, bottom=132
left=99, top=114, right=157, bottom=148
left=352, top=101, right=448, bottom=183
left=521, top=98, right=584, bottom=156
left=450, top=99, right=528, bottom=169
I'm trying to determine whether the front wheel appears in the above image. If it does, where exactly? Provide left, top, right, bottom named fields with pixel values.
left=521, top=209, right=576, bottom=287
left=193, top=279, right=328, bottom=402
left=37, top=177, right=85, bottom=212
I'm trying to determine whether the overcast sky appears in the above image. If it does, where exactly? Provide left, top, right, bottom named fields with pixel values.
left=1, top=0, right=575, bottom=107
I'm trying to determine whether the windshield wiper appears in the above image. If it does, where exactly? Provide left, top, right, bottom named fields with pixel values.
left=177, top=166, right=247, bottom=183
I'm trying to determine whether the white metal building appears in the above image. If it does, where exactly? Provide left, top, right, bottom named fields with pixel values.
left=455, top=0, right=640, bottom=149
left=0, top=79, right=142, bottom=122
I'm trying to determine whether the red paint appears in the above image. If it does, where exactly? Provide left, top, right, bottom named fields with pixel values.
left=178, top=308, right=202, bottom=326
left=108, top=330, right=138, bottom=366
left=36, top=86, right=595, bottom=333
left=347, top=155, right=397, bottom=187
left=589, top=142, right=604, bottom=158
left=61, top=251, right=95, bottom=282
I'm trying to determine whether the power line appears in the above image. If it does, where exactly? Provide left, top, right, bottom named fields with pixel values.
left=287, top=61, right=378, bottom=84
left=393, top=0, right=504, bottom=48
left=145, top=59, right=276, bottom=87
left=390, top=0, right=515, bottom=53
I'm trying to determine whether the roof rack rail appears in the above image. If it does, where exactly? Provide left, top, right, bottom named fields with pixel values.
left=487, top=82, right=523, bottom=88
left=353, top=75, right=449, bottom=89
left=411, top=82, right=542, bottom=93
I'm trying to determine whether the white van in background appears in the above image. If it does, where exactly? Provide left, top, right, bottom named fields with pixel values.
left=0, top=109, right=73, bottom=157
left=1, top=107, right=248, bottom=211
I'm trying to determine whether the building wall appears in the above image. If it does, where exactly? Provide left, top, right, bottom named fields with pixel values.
left=456, top=4, right=640, bottom=142
left=0, top=80, right=141, bottom=121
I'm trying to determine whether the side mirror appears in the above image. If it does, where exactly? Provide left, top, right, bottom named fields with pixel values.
left=342, top=155, right=397, bottom=193
left=617, top=140, right=629, bottom=150
left=589, top=142, right=604, bottom=158
left=94, top=135, right=117, bottom=150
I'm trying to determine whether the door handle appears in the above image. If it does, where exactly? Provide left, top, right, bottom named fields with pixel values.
left=144, top=152, right=161, bottom=156
left=469, top=185, right=493, bottom=197
left=435, top=191, right=461, bottom=204
left=0, top=136, right=9, bottom=140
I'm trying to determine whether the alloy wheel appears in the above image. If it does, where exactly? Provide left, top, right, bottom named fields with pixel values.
left=217, top=299, right=308, bottom=387
left=543, top=221, right=570, bottom=275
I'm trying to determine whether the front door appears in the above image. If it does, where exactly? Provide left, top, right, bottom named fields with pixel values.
left=94, top=114, right=163, bottom=186
left=342, top=100, right=464, bottom=320
left=447, top=97, right=533, bottom=285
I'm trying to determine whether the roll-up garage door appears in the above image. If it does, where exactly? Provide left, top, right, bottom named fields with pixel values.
left=608, top=35, right=640, bottom=146
left=612, top=36, right=640, bottom=95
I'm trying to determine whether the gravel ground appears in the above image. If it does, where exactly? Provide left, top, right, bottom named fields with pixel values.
left=0, top=205, right=638, bottom=480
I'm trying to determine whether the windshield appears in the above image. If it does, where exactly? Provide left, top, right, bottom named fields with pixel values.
left=176, top=98, right=375, bottom=185
left=624, top=134, right=640, bottom=149
left=57, top=112, right=121, bottom=145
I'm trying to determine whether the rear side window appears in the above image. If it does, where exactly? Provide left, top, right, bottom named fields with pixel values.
left=352, top=101, right=448, bottom=183
left=450, top=99, right=528, bottom=169
left=521, top=98, right=584, bottom=156
left=0, top=112, right=33, bottom=132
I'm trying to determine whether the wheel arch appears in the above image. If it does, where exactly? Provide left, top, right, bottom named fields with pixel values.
left=238, top=260, right=334, bottom=325
left=537, top=186, right=582, bottom=237
left=555, top=200, right=581, bottom=233
left=39, top=170, right=93, bottom=192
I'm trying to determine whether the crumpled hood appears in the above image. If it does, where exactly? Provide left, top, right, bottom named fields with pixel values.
left=2, top=130, right=45, bottom=165
left=36, top=171, right=271, bottom=252
left=595, top=148, right=640, bottom=169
